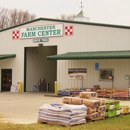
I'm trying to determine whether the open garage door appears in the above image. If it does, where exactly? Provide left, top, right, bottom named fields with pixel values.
left=24, top=46, right=57, bottom=92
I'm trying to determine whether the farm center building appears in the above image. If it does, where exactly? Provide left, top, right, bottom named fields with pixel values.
left=0, top=11, right=130, bottom=93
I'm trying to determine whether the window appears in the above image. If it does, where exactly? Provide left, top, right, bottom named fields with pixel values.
left=99, top=69, right=114, bottom=81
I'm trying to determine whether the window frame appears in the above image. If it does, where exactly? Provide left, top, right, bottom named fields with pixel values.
left=99, top=68, right=114, bottom=81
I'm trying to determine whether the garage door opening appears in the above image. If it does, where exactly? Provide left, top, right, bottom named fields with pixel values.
left=24, top=46, right=57, bottom=93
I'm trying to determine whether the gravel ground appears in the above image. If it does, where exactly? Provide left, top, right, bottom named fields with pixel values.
left=0, top=92, right=130, bottom=124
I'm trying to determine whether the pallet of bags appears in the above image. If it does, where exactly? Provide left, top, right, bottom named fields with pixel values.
left=83, top=99, right=100, bottom=121
left=79, top=91, right=97, bottom=99
left=38, top=103, right=87, bottom=126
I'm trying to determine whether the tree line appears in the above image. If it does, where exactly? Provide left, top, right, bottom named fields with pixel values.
left=0, top=7, right=75, bottom=30
left=0, top=7, right=36, bottom=30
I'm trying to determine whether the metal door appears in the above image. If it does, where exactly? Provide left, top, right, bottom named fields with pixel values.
left=1, top=69, right=12, bottom=91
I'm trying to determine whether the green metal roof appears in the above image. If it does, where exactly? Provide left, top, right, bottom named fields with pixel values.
left=1, top=17, right=130, bottom=33
left=74, top=10, right=89, bottom=18
left=0, top=54, right=16, bottom=60
left=46, top=51, right=130, bottom=60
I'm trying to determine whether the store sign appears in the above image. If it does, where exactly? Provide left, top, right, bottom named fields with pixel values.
left=33, top=38, right=49, bottom=43
left=20, top=24, right=63, bottom=39
left=68, top=68, right=87, bottom=79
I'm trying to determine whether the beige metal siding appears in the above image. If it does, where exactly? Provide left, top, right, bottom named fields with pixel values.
left=57, top=59, right=130, bottom=90
left=0, top=19, right=130, bottom=91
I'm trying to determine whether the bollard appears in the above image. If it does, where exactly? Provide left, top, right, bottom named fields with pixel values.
left=18, top=81, right=22, bottom=93
left=54, top=81, right=57, bottom=95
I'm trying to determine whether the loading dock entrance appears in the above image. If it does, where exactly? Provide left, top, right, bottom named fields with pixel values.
left=24, top=46, right=57, bottom=92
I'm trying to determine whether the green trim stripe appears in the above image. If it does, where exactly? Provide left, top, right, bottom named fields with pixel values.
left=46, top=51, right=130, bottom=60
left=0, top=54, right=16, bottom=60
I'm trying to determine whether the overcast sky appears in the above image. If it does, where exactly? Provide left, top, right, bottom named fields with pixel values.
left=0, top=0, right=130, bottom=26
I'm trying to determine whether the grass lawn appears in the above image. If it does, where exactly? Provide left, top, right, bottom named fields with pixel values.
left=0, top=114, right=130, bottom=130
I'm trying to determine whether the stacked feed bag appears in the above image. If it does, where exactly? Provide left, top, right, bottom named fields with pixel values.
left=71, top=97, right=83, bottom=105
left=62, top=97, right=84, bottom=105
left=83, top=99, right=100, bottom=108
left=113, top=101, right=122, bottom=116
left=92, top=98, right=106, bottom=119
left=97, top=105, right=106, bottom=119
left=80, top=92, right=106, bottom=120
left=58, top=88, right=84, bottom=96
left=105, top=100, right=115, bottom=118
left=62, top=96, right=72, bottom=104
left=105, top=100, right=122, bottom=117
left=62, top=92, right=107, bottom=120
left=87, top=107, right=97, bottom=114
left=38, top=103, right=87, bottom=126
left=97, top=89, right=112, bottom=98
left=86, top=107, right=98, bottom=120
left=83, top=99, right=100, bottom=120
left=120, top=106, right=130, bottom=114
left=70, top=90, right=83, bottom=97
left=79, top=91, right=97, bottom=99
left=86, top=112, right=99, bottom=121
left=94, top=98, right=106, bottom=105
left=113, top=89, right=129, bottom=98
left=116, top=107, right=122, bottom=116
left=106, top=100, right=115, bottom=110
left=58, top=89, right=71, bottom=96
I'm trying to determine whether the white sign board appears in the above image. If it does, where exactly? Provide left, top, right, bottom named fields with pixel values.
left=10, top=85, right=18, bottom=92
left=68, top=68, right=87, bottom=79
left=20, top=24, right=63, bottom=39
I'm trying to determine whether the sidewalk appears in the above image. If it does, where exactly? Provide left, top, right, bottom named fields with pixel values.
left=0, top=92, right=129, bottom=124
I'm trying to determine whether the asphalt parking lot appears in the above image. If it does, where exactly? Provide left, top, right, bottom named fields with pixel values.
left=0, top=92, right=130, bottom=124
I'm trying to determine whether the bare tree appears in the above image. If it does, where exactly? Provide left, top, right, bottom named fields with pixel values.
left=56, top=14, right=75, bottom=20
left=0, top=7, right=9, bottom=29
left=0, top=7, right=36, bottom=30
left=9, top=9, right=36, bottom=26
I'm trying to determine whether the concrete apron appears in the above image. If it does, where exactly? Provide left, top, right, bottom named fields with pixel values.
left=0, top=92, right=62, bottom=124
left=0, top=92, right=129, bottom=124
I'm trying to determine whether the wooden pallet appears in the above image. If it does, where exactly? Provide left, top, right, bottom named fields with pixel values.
left=97, top=95, right=112, bottom=98
left=86, top=117, right=105, bottom=122
left=38, top=119, right=86, bottom=127
left=98, top=117, right=105, bottom=120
